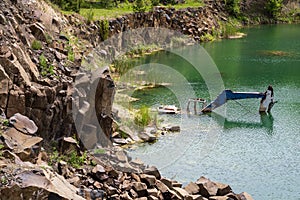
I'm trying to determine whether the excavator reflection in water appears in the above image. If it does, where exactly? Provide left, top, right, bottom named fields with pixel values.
left=209, top=112, right=275, bottom=135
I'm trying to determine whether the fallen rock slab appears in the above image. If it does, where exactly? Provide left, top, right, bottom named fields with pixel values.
left=0, top=170, right=84, bottom=200
left=9, top=113, right=38, bottom=134
left=2, top=128, right=42, bottom=154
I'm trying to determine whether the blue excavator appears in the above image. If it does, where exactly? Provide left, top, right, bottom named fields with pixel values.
left=201, top=86, right=276, bottom=113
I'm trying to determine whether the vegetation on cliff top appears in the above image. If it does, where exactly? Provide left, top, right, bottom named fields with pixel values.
left=50, top=0, right=203, bottom=19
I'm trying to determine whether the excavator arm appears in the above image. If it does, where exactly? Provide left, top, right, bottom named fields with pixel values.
left=201, top=89, right=267, bottom=113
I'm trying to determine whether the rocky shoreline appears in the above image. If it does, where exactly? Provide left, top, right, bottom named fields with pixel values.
left=0, top=112, right=254, bottom=200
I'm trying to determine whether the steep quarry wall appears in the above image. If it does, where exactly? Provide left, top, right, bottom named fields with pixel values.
left=0, top=0, right=114, bottom=146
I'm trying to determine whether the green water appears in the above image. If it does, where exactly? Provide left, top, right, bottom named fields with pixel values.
left=124, top=24, right=300, bottom=199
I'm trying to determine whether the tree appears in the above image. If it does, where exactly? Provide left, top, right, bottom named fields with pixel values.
left=133, top=0, right=148, bottom=12
left=266, top=0, right=283, bottom=18
left=225, top=0, right=241, bottom=17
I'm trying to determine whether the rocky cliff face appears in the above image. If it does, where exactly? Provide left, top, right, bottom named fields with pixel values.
left=108, top=2, right=228, bottom=42
left=0, top=0, right=114, bottom=146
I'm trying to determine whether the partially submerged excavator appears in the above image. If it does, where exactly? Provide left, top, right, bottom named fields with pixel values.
left=200, top=85, right=276, bottom=113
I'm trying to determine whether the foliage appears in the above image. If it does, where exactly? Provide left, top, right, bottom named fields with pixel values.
left=0, top=176, right=7, bottom=185
left=31, top=40, right=42, bottom=50
left=127, top=44, right=159, bottom=56
left=39, top=54, right=55, bottom=76
left=67, top=46, right=75, bottom=62
left=49, top=149, right=87, bottom=169
left=266, top=0, right=283, bottom=18
left=85, top=7, right=95, bottom=24
left=133, top=0, right=150, bottom=12
left=221, top=22, right=239, bottom=38
left=225, top=0, right=241, bottom=17
left=48, top=149, right=60, bottom=166
left=45, top=33, right=53, bottom=45
left=93, top=148, right=106, bottom=154
left=200, top=33, right=215, bottom=42
left=50, top=0, right=83, bottom=12
left=151, top=0, right=160, bottom=6
left=67, top=151, right=86, bottom=169
left=99, top=19, right=109, bottom=41
left=134, top=105, right=151, bottom=127
left=112, top=57, right=133, bottom=75
left=2, top=119, right=9, bottom=126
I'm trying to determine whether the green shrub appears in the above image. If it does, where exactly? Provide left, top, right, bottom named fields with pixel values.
left=200, top=33, right=215, bottom=42
left=48, top=149, right=60, bottom=166
left=2, top=119, right=9, bottom=126
left=151, top=0, right=160, bottom=6
left=45, top=34, right=53, bottom=45
left=134, top=105, right=151, bottom=127
left=50, top=0, right=83, bottom=12
left=225, top=0, right=241, bottom=17
left=31, top=40, right=42, bottom=50
left=99, top=19, right=109, bottom=41
left=67, top=151, right=86, bottom=169
left=39, top=54, right=48, bottom=68
left=133, top=0, right=149, bottom=12
left=266, top=0, right=283, bottom=18
left=85, top=7, right=94, bottom=24
left=221, top=22, right=238, bottom=38
left=39, top=54, right=55, bottom=76
left=67, top=46, right=75, bottom=62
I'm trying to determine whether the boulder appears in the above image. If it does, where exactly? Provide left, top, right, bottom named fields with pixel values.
left=147, top=188, right=159, bottom=197
left=161, top=177, right=173, bottom=189
left=216, top=182, right=232, bottom=196
left=173, top=187, right=189, bottom=198
left=148, top=195, right=159, bottom=200
left=184, top=182, right=200, bottom=194
left=2, top=128, right=42, bottom=158
left=155, top=180, right=169, bottom=193
left=91, top=164, right=108, bottom=181
left=144, top=166, right=161, bottom=179
left=120, top=191, right=133, bottom=200
left=130, top=188, right=139, bottom=198
left=9, top=113, right=38, bottom=134
left=29, top=22, right=47, bottom=41
left=0, top=170, right=85, bottom=200
left=196, top=176, right=218, bottom=198
left=172, top=180, right=183, bottom=188
left=139, top=131, right=156, bottom=142
left=132, top=182, right=148, bottom=197
left=184, top=195, right=205, bottom=200
left=238, top=192, right=254, bottom=200
left=140, top=174, right=157, bottom=187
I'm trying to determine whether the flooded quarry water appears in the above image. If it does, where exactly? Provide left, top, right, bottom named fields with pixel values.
left=118, top=24, right=300, bottom=200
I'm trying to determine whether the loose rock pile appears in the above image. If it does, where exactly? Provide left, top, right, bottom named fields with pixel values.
left=0, top=114, right=253, bottom=199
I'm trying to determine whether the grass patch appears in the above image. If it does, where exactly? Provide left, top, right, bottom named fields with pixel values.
left=31, top=40, right=42, bottom=50
left=67, top=151, right=86, bottom=169
left=39, top=54, right=55, bottom=76
left=75, top=0, right=204, bottom=20
left=80, top=6, right=132, bottom=20
left=93, top=148, right=106, bottom=154
left=49, top=149, right=87, bottom=169
left=134, top=105, right=151, bottom=127
left=171, top=0, right=203, bottom=9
